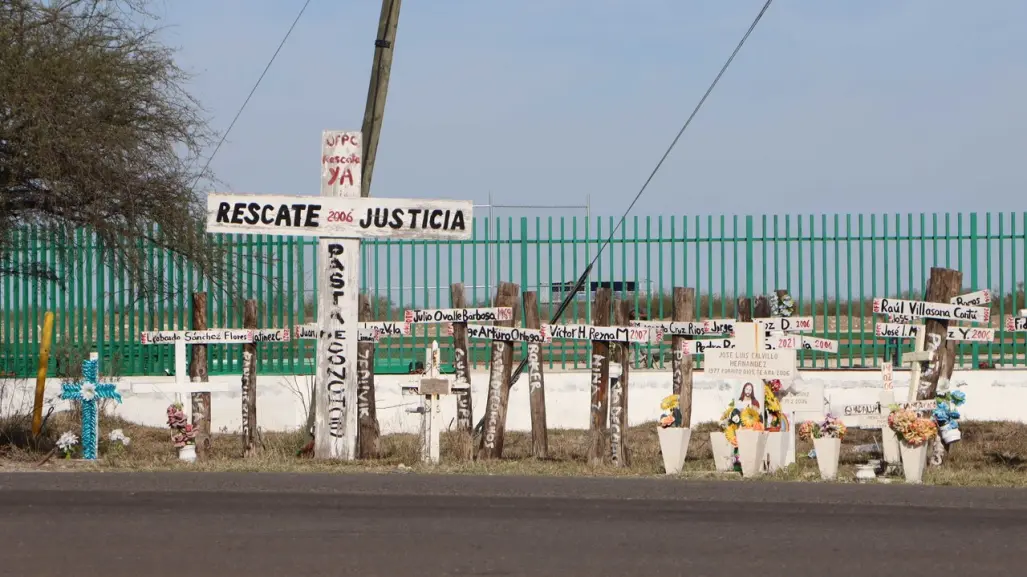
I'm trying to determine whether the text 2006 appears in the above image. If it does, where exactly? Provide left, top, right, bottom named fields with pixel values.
left=326, top=210, right=354, bottom=223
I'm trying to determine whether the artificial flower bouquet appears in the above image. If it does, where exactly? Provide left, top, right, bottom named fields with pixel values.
left=763, top=379, right=788, bottom=431
left=934, top=389, right=966, bottom=441
left=659, top=394, right=683, bottom=428
left=56, top=431, right=79, bottom=459
left=797, top=414, right=847, bottom=441
left=167, top=402, right=197, bottom=448
left=719, top=401, right=742, bottom=446
left=887, top=406, right=938, bottom=447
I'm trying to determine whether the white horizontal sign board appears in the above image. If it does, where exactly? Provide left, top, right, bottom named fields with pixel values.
left=543, top=324, right=652, bottom=343
left=872, top=297, right=990, bottom=324
left=679, top=338, right=737, bottom=355
left=840, top=399, right=937, bottom=429
left=764, top=335, right=839, bottom=353
left=404, top=307, right=513, bottom=324
left=703, top=349, right=797, bottom=380
left=252, top=328, right=292, bottom=343
left=947, top=326, right=995, bottom=342
left=950, top=289, right=991, bottom=306
left=293, top=322, right=410, bottom=342
left=1007, top=317, right=1027, bottom=332
left=754, top=316, right=814, bottom=332
left=702, top=319, right=736, bottom=334
left=140, top=330, right=253, bottom=344
left=875, top=322, right=921, bottom=338
left=206, top=193, right=473, bottom=240
left=461, top=324, right=550, bottom=343
left=629, top=320, right=709, bottom=338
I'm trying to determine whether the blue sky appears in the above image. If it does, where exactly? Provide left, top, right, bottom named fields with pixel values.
left=156, top=0, right=1027, bottom=219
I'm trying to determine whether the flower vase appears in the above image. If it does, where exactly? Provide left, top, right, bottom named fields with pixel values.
left=657, top=427, right=691, bottom=475
left=736, top=429, right=768, bottom=478
left=899, top=441, right=928, bottom=484
left=763, top=431, right=790, bottom=473
left=178, top=444, right=197, bottom=463
left=940, top=424, right=961, bottom=445
left=812, top=437, right=841, bottom=480
left=881, top=424, right=902, bottom=468
left=709, top=432, right=734, bottom=472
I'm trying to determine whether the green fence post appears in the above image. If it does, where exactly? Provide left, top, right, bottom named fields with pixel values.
left=745, top=215, right=754, bottom=301
left=969, top=212, right=979, bottom=368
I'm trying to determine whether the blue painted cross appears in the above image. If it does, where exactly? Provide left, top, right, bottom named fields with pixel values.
left=60, top=353, right=122, bottom=460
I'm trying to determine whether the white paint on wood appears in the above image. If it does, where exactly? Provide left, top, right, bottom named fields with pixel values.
left=206, top=193, right=474, bottom=240
left=399, top=341, right=469, bottom=464
left=404, top=307, right=513, bottom=323
left=763, top=334, right=839, bottom=353
left=882, top=363, right=894, bottom=391
left=679, top=337, right=737, bottom=354
left=873, top=297, right=990, bottom=324
left=950, top=289, right=991, bottom=306
left=703, top=349, right=797, bottom=380
left=946, top=326, right=995, bottom=342
left=140, top=329, right=254, bottom=344
left=544, top=324, right=653, bottom=343
left=1006, top=317, right=1027, bottom=332
left=252, top=328, right=292, bottom=343
left=454, top=324, right=550, bottom=343
left=875, top=322, right=922, bottom=338
left=753, top=316, right=814, bottom=332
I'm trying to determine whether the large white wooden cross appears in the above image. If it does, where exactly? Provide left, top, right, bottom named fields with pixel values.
left=205, top=130, right=473, bottom=460
left=400, top=340, right=470, bottom=464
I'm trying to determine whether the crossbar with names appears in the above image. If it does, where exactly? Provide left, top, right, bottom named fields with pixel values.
left=447, top=324, right=550, bottom=343
left=753, top=316, right=815, bottom=333
left=404, top=307, right=513, bottom=324
left=294, top=321, right=412, bottom=343
left=876, top=322, right=996, bottom=342
left=543, top=324, right=653, bottom=343
left=873, top=297, right=990, bottom=323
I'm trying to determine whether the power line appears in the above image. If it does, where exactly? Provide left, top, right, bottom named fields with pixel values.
left=476, top=0, right=775, bottom=434
left=192, top=0, right=314, bottom=189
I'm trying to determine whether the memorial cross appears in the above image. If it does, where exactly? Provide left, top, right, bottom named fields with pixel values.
left=400, top=340, right=470, bottom=464
left=60, top=353, right=122, bottom=460
left=205, top=130, right=474, bottom=460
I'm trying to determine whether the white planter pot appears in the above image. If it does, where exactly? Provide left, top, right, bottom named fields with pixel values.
left=899, top=442, right=928, bottom=484
left=657, top=427, right=691, bottom=475
left=855, top=464, right=877, bottom=483
left=736, top=429, right=769, bottom=478
left=178, top=444, right=197, bottom=463
left=764, top=431, right=790, bottom=473
left=940, top=426, right=961, bottom=444
left=812, top=437, right=841, bottom=480
left=709, top=432, right=734, bottom=472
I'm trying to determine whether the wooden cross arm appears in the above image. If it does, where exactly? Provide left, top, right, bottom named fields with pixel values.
left=906, top=351, right=935, bottom=363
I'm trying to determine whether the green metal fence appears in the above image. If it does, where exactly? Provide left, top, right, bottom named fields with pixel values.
left=2, top=212, right=1026, bottom=378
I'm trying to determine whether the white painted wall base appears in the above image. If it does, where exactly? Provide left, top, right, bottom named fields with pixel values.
left=3, top=368, right=1024, bottom=435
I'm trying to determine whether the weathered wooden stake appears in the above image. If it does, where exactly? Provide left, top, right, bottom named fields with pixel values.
left=189, top=292, right=211, bottom=457
left=671, top=288, right=695, bottom=426
left=753, top=295, right=772, bottom=320
left=587, top=287, right=612, bottom=466
left=611, top=299, right=631, bottom=467
left=918, top=267, right=962, bottom=466
left=450, top=283, right=475, bottom=450
left=241, top=299, right=258, bottom=455
left=737, top=296, right=753, bottom=322
left=523, top=290, right=548, bottom=459
left=357, top=294, right=381, bottom=458
left=477, top=281, right=518, bottom=460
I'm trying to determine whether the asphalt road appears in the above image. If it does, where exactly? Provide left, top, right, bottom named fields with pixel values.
left=2, top=472, right=1026, bottom=577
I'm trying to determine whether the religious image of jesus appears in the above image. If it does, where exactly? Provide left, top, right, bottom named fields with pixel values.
left=738, top=382, right=760, bottom=411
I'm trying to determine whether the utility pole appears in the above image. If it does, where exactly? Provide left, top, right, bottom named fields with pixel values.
left=360, top=0, right=402, bottom=197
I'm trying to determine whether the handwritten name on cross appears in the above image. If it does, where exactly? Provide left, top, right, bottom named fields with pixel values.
left=205, top=130, right=474, bottom=461
left=60, top=353, right=122, bottom=460
left=400, top=340, right=469, bottom=464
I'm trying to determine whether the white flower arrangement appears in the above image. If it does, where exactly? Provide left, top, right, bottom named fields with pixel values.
left=56, top=431, right=79, bottom=458
left=108, top=429, right=131, bottom=446
left=769, top=292, right=795, bottom=318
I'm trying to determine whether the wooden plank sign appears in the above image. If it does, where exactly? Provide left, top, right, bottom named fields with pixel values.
left=702, top=319, right=736, bottom=335
left=405, top=307, right=513, bottom=324
left=764, top=334, right=839, bottom=353
left=543, top=324, right=653, bottom=343
left=206, top=193, right=473, bottom=240
left=950, top=289, right=991, bottom=307
left=294, top=322, right=409, bottom=343
left=679, top=338, right=737, bottom=354
left=946, top=326, right=995, bottom=342
left=1006, top=317, right=1027, bottom=332
left=140, top=329, right=254, bottom=344
left=753, top=316, right=815, bottom=332
left=872, top=297, right=990, bottom=324
left=252, top=328, right=292, bottom=343
left=451, top=324, right=551, bottom=344
left=703, top=349, right=797, bottom=381
left=875, top=322, right=922, bottom=338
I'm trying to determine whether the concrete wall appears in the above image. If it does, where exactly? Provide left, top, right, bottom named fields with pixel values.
left=4, top=367, right=1025, bottom=435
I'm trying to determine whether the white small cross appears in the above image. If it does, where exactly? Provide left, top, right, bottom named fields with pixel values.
left=902, top=329, right=934, bottom=403
left=401, top=340, right=469, bottom=464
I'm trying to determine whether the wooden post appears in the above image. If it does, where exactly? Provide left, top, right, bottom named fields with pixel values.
left=918, top=267, right=962, bottom=466
left=449, top=283, right=474, bottom=447
left=523, top=291, right=548, bottom=459
left=587, top=287, right=612, bottom=466
left=357, top=294, right=381, bottom=458
left=32, top=311, right=55, bottom=438
left=610, top=299, right=631, bottom=467
left=671, top=288, right=695, bottom=426
left=189, top=293, right=211, bottom=456
left=753, top=295, right=772, bottom=319
left=360, top=0, right=402, bottom=197
left=477, top=282, right=518, bottom=460
left=737, top=296, right=753, bottom=322
left=241, top=299, right=258, bottom=455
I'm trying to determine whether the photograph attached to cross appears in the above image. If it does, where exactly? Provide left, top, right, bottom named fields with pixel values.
left=202, top=129, right=474, bottom=461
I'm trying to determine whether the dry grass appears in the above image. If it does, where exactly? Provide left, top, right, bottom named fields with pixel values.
left=3, top=412, right=1027, bottom=486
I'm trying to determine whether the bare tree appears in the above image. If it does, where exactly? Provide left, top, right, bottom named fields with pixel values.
left=0, top=0, right=226, bottom=293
